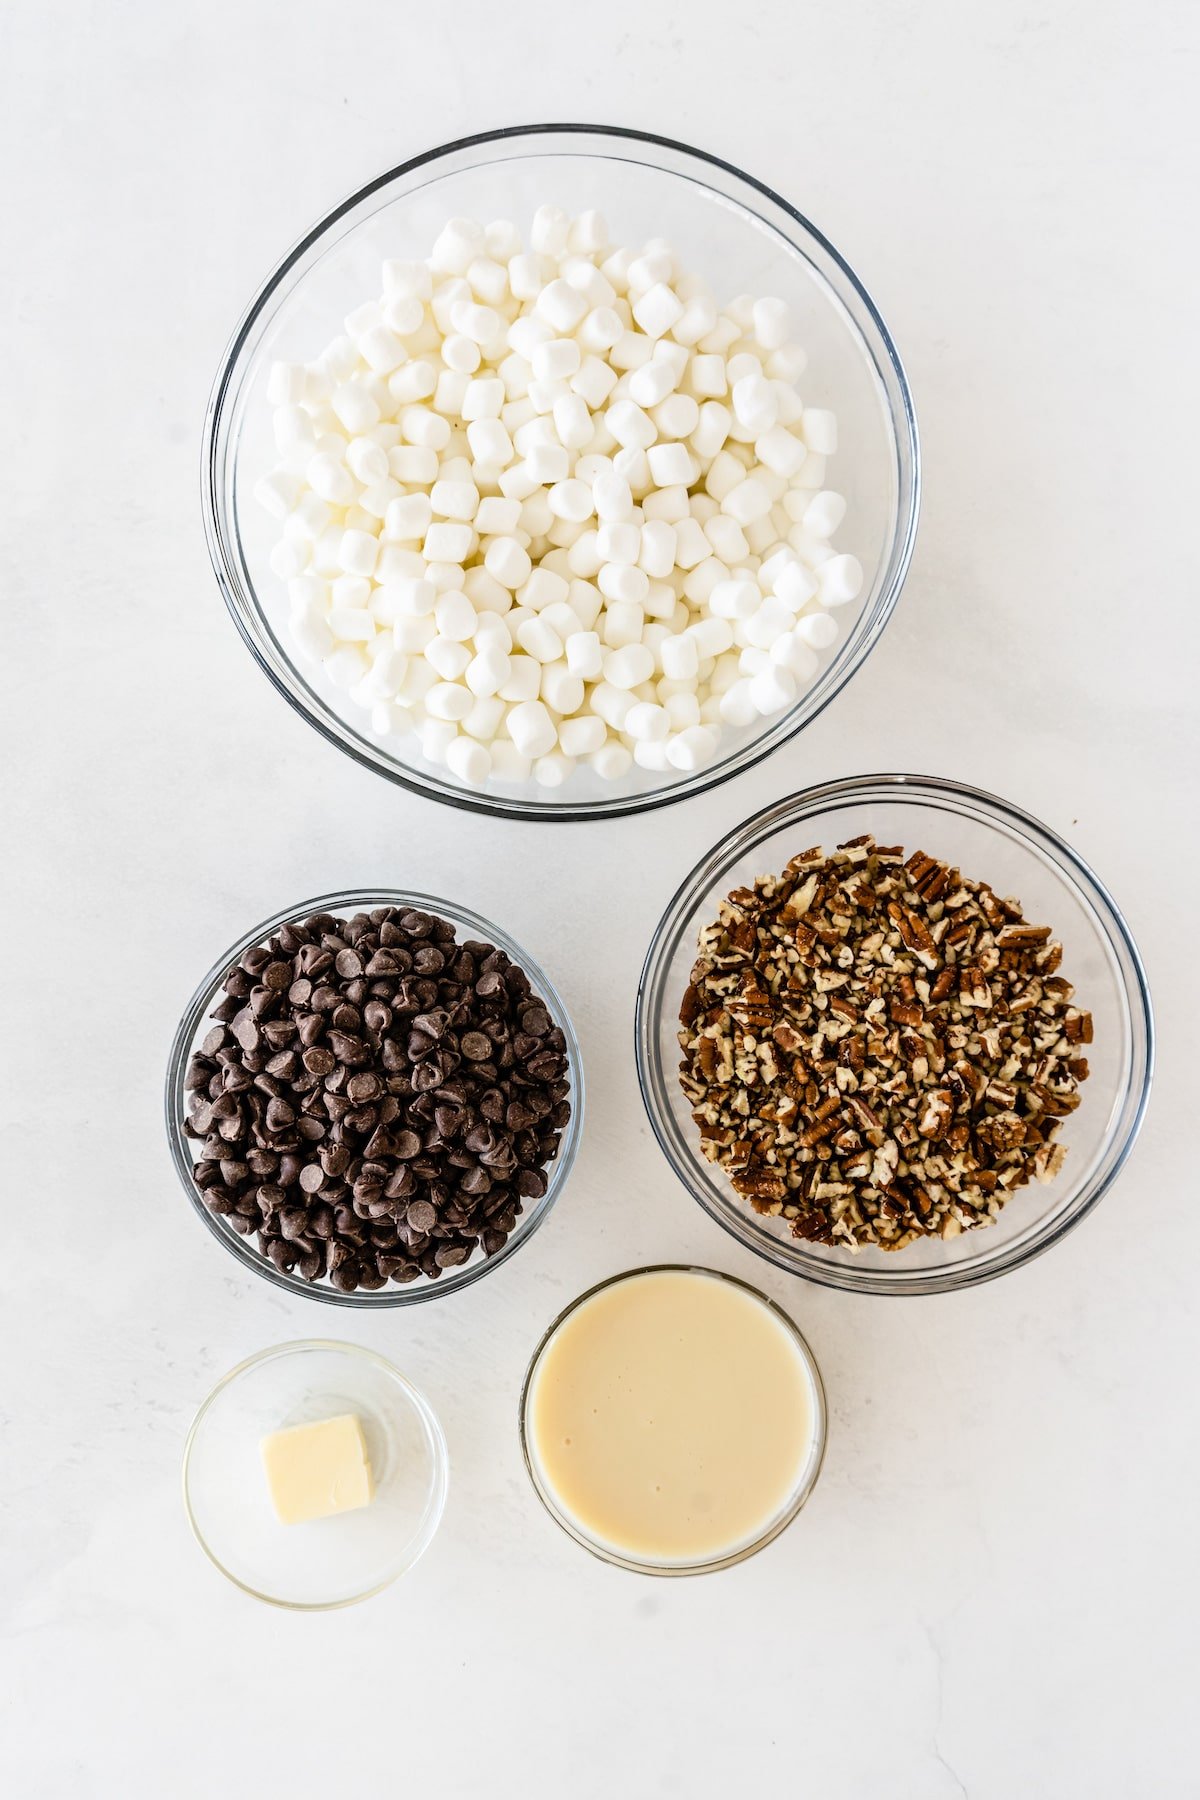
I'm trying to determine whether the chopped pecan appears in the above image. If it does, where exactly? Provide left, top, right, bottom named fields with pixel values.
left=678, top=835, right=1090, bottom=1253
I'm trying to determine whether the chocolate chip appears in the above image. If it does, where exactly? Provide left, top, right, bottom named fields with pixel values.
left=406, top=1199, right=439, bottom=1234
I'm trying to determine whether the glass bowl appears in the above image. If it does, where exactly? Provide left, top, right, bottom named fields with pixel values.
left=519, top=1265, right=827, bottom=1575
left=203, top=123, right=919, bottom=820
left=636, top=775, right=1154, bottom=1295
left=165, top=888, right=584, bottom=1306
left=183, top=1340, right=448, bottom=1608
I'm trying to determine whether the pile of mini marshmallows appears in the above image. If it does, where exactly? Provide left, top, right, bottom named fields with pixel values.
left=257, top=207, right=862, bottom=790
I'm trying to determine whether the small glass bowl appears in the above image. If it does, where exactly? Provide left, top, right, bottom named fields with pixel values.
left=203, top=123, right=919, bottom=821
left=165, top=887, right=584, bottom=1306
left=519, top=1265, right=827, bottom=1576
left=183, top=1340, right=448, bottom=1608
left=636, top=775, right=1154, bottom=1295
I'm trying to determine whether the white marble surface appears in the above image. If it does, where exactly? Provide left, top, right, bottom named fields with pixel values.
left=3, top=2, right=1196, bottom=1794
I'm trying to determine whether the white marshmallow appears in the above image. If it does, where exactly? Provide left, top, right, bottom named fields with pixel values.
left=566, top=630, right=604, bottom=679
left=625, top=701, right=670, bottom=743
left=466, top=643, right=510, bottom=696
left=485, top=536, right=533, bottom=589
left=666, top=726, right=718, bottom=771
left=818, top=553, right=863, bottom=606
left=603, top=643, right=655, bottom=689
left=426, top=635, right=472, bottom=680
left=591, top=742, right=633, bottom=780
left=645, top=442, right=697, bottom=487
left=748, top=666, right=797, bottom=715
left=558, top=714, right=607, bottom=758
left=631, top=282, right=684, bottom=339
left=797, top=611, right=839, bottom=649
left=507, top=699, right=558, bottom=758
left=801, top=409, right=838, bottom=455
left=446, top=736, right=492, bottom=785
left=541, top=665, right=584, bottom=715
left=721, top=476, right=774, bottom=524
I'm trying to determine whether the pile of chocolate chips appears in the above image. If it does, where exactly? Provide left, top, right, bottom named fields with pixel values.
left=183, top=906, right=571, bottom=1290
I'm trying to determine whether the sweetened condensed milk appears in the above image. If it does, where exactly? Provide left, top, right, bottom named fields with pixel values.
left=523, top=1267, right=823, bottom=1567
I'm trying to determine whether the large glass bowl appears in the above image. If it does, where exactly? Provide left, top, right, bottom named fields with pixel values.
left=165, top=888, right=584, bottom=1306
left=203, top=124, right=919, bottom=820
left=635, top=775, right=1154, bottom=1295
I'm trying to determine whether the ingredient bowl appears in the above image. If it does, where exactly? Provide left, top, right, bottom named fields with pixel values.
left=203, top=123, right=918, bottom=819
left=519, top=1265, right=827, bottom=1575
left=635, top=775, right=1153, bottom=1294
left=165, top=888, right=584, bottom=1306
left=183, top=1340, right=448, bottom=1608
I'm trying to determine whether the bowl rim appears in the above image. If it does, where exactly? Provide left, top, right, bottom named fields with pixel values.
left=518, top=1262, right=827, bottom=1575
left=164, top=886, right=585, bottom=1306
left=634, top=772, right=1156, bottom=1295
left=201, top=120, right=921, bottom=822
left=181, top=1337, right=449, bottom=1610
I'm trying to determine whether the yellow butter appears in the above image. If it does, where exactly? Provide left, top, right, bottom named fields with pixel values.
left=260, top=1413, right=374, bottom=1525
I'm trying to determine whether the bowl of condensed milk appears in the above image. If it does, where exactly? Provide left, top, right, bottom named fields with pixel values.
left=519, top=1265, right=826, bottom=1574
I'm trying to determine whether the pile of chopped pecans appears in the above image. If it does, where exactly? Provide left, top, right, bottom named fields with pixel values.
left=678, top=837, right=1093, bottom=1251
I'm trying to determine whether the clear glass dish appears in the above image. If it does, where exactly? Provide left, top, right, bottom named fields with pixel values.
left=165, top=888, right=584, bottom=1306
left=519, top=1265, right=827, bottom=1575
left=635, top=775, right=1154, bottom=1295
left=203, top=123, right=919, bottom=820
left=183, top=1340, right=448, bottom=1608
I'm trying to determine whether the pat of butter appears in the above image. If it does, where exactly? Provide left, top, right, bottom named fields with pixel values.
left=260, top=1413, right=375, bottom=1525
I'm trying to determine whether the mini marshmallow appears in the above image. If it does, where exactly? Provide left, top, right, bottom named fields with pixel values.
left=818, top=553, right=863, bottom=607
left=645, top=441, right=697, bottom=488
left=625, top=701, right=671, bottom=743
left=426, top=635, right=472, bottom=680
left=796, top=611, right=839, bottom=649
left=475, top=494, right=522, bottom=535
left=558, top=714, right=607, bottom=758
left=466, top=643, right=510, bottom=696
left=666, top=725, right=718, bottom=771
left=801, top=409, right=838, bottom=455
left=721, top=476, right=774, bottom=525
left=485, top=536, right=533, bottom=589
left=566, top=630, right=604, bottom=679
left=631, top=282, right=684, bottom=339
left=445, top=736, right=492, bottom=785
left=603, top=643, right=655, bottom=689
left=435, top=589, right=477, bottom=640
left=638, top=519, right=677, bottom=578
left=597, top=561, right=650, bottom=606
left=553, top=392, right=593, bottom=451
left=517, top=616, right=563, bottom=663
left=498, top=656, right=542, bottom=703
left=430, top=479, right=479, bottom=522
left=547, top=478, right=594, bottom=522
left=628, top=358, right=679, bottom=408
left=602, top=600, right=645, bottom=649
left=660, top=632, right=700, bottom=681
left=541, top=664, right=584, bottom=715
left=774, top=560, right=818, bottom=611
left=425, top=681, right=474, bottom=722
left=770, top=634, right=821, bottom=681
left=536, top=279, right=588, bottom=333
left=596, top=518, right=641, bottom=565
left=605, top=400, right=657, bottom=451
left=507, top=699, right=558, bottom=758
left=423, top=522, right=474, bottom=563
left=748, top=665, right=797, bottom=716
left=532, top=338, right=581, bottom=382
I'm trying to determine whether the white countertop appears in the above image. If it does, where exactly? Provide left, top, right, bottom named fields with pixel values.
left=3, top=2, right=1196, bottom=1794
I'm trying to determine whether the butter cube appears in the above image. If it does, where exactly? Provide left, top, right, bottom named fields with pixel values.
left=260, top=1413, right=374, bottom=1525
